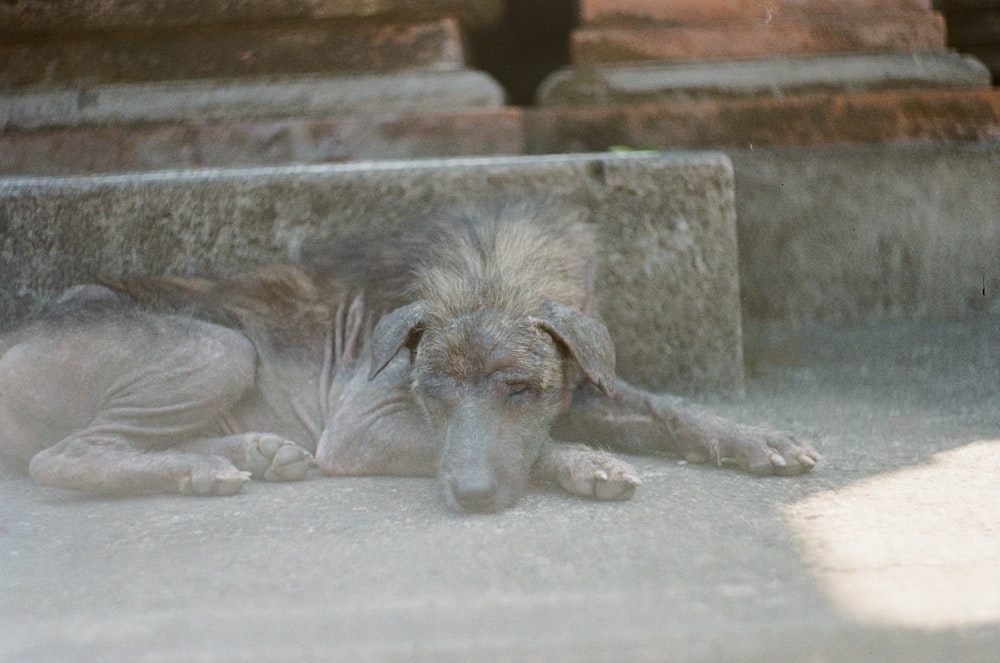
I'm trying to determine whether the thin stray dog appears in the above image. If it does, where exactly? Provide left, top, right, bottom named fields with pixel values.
left=0, top=209, right=819, bottom=512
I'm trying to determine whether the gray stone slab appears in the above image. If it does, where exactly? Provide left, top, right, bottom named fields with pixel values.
left=538, top=52, right=992, bottom=106
left=0, top=153, right=744, bottom=395
left=0, top=0, right=503, bottom=32
left=0, top=70, right=505, bottom=130
left=732, top=142, right=1000, bottom=323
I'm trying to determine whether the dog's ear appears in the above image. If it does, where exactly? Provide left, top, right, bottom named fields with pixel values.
left=531, top=300, right=615, bottom=396
left=370, top=301, right=428, bottom=380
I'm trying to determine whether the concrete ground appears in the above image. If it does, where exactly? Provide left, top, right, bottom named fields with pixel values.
left=2, top=316, right=999, bottom=662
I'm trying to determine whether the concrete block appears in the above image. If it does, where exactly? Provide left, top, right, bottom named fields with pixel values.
left=0, top=70, right=506, bottom=131
left=0, top=153, right=744, bottom=395
left=538, top=53, right=991, bottom=107
left=0, top=0, right=503, bottom=32
left=0, top=109, right=526, bottom=176
left=571, top=13, right=946, bottom=64
left=732, top=143, right=1000, bottom=322
left=525, top=88, right=1000, bottom=151
left=0, top=18, right=466, bottom=88
left=580, top=0, right=932, bottom=25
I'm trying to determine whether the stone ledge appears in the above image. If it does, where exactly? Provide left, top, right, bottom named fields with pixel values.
left=0, top=154, right=744, bottom=395
left=0, top=0, right=503, bottom=33
left=526, top=88, right=1000, bottom=151
left=580, top=0, right=933, bottom=25
left=0, top=18, right=466, bottom=89
left=537, top=52, right=991, bottom=107
left=0, top=70, right=506, bottom=131
left=6, top=88, right=1000, bottom=177
left=571, top=13, right=946, bottom=64
left=0, top=109, right=526, bottom=176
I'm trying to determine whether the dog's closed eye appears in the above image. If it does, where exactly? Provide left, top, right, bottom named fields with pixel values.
left=504, top=380, right=538, bottom=401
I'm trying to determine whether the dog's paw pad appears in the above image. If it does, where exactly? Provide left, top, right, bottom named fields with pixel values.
left=241, top=434, right=313, bottom=481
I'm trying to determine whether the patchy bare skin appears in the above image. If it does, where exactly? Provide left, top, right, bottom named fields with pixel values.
left=0, top=209, right=819, bottom=512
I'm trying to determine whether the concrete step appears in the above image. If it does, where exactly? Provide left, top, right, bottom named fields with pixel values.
left=0, top=0, right=502, bottom=32
left=0, top=17, right=468, bottom=89
left=580, top=0, right=935, bottom=24
left=0, top=70, right=506, bottom=131
left=571, top=13, right=946, bottom=64
left=0, top=108, right=526, bottom=176
left=0, top=153, right=744, bottom=396
left=537, top=52, right=992, bottom=106
left=526, top=88, right=1000, bottom=151
left=7, top=85, right=1000, bottom=177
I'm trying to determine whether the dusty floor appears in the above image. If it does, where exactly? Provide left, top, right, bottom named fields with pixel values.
left=2, top=317, right=999, bottom=662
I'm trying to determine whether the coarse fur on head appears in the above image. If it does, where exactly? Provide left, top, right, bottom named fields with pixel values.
left=369, top=207, right=616, bottom=512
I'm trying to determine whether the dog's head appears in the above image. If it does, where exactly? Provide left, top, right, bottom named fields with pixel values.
left=370, top=299, right=614, bottom=512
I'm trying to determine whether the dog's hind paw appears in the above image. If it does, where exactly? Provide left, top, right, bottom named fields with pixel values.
left=537, top=444, right=642, bottom=501
left=239, top=433, right=314, bottom=481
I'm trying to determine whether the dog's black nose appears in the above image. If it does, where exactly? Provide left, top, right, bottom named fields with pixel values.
left=452, top=475, right=498, bottom=511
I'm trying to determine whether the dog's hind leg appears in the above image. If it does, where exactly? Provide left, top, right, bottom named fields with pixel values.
left=2, top=314, right=263, bottom=495
left=28, top=437, right=250, bottom=496
left=554, top=379, right=820, bottom=476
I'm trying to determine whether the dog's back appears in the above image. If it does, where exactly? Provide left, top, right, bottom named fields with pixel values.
left=307, top=207, right=599, bottom=321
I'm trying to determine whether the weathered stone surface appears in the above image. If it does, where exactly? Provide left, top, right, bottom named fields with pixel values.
left=733, top=143, right=1000, bottom=322
left=0, top=153, right=743, bottom=395
left=525, top=88, right=1000, bottom=151
left=0, top=109, right=525, bottom=176
left=580, top=0, right=933, bottom=25
left=0, top=0, right=503, bottom=32
left=0, top=70, right=506, bottom=130
left=571, top=13, right=946, bottom=64
left=0, top=18, right=466, bottom=89
left=537, top=53, right=991, bottom=107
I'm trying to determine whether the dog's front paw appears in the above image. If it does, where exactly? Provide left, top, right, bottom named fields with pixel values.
left=239, top=434, right=314, bottom=481
left=538, top=444, right=642, bottom=501
left=179, top=456, right=250, bottom=496
left=686, top=426, right=820, bottom=476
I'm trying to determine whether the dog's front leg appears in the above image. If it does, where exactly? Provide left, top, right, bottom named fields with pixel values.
left=177, top=433, right=313, bottom=482
left=532, top=441, right=642, bottom=501
left=554, top=380, right=820, bottom=476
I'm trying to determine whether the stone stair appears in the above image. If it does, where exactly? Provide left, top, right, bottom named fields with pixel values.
left=531, top=0, right=1000, bottom=324
left=0, top=152, right=746, bottom=396
left=0, top=0, right=521, bottom=173
left=1, top=0, right=998, bottom=399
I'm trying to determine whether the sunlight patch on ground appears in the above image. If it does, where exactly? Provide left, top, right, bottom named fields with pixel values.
left=784, top=440, right=1000, bottom=630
